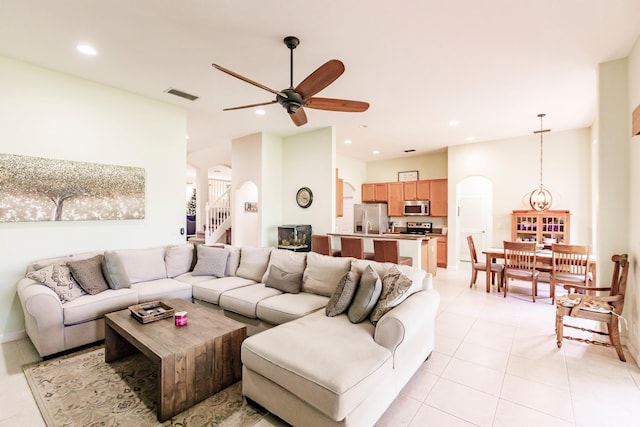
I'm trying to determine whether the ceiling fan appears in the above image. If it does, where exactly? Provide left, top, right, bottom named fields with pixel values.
left=212, top=36, right=369, bottom=127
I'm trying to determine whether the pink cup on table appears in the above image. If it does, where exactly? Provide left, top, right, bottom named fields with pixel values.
left=174, top=311, right=188, bottom=326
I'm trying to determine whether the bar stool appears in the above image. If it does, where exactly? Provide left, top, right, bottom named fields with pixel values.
left=340, top=237, right=374, bottom=260
left=373, top=240, right=413, bottom=266
left=311, top=234, right=341, bottom=257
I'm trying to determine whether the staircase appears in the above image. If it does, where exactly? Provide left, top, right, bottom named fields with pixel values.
left=204, top=179, right=231, bottom=245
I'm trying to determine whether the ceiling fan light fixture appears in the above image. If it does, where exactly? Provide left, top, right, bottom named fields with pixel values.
left=528, top=113, right=553, bottom=211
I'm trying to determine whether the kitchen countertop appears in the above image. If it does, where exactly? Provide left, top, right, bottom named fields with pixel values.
left=328, top=232, right=438, bottom=241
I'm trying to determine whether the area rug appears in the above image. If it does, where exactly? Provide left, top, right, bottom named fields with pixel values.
left=23, top=346, right=266, bottom=427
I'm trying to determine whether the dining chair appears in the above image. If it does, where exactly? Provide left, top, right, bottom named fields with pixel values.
left=555, top=254, right=629, bottom=361
left=550, top=243, right=591, bottom=304
left=373, top=240, right=413, bottom=266
left=311, top=234, right=341, bottom=257
left=340, top=237, right=374, bottom=260
left=503, top=241, right=539, bottom=302
left=467, top=235, right=503, bottom=290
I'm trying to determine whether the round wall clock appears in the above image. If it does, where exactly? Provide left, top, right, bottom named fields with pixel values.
left=296, top=187, right=313, bottom=208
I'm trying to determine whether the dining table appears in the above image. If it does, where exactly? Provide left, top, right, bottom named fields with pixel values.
left=481, top=247, right=597, bottom=293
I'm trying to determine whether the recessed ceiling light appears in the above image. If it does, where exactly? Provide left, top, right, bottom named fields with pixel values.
left=76, top=44, right=97, bottom=56
left=255, top=109, right=266, bottom=115
left=449, top=120, right=460, bottom=126
left=372, top=150, right=380, bottom=155
left=465, top=136, right=476, bottom=141
left=186, top=135, right=190, bottom=140
left=344, top=139, right=352, bottom=144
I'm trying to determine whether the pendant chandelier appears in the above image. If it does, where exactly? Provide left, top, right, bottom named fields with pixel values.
left=528, top=113, right=553, bottom=211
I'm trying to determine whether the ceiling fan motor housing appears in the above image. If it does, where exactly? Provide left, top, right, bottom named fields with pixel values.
left=278, top=89, right=303, bottom=114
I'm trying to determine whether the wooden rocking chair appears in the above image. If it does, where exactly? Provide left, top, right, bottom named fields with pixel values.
left=555, top=254, right=629, bottom=361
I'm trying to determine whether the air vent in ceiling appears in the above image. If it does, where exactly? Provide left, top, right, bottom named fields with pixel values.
left=166, top=88, right=199, bottom=101
left=404, top=149, right=416, bottom=153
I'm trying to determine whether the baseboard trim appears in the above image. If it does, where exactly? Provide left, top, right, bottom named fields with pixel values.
left=0, top=329, right=27, bottom=343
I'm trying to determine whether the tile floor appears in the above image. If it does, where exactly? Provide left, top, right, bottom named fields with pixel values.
left=1, top=264, right=639, bottom=427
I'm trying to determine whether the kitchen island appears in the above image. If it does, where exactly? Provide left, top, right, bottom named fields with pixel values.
left=327, top=233, right=438, bottom=275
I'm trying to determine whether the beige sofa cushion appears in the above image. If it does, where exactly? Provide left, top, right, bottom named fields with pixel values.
left=130, top=278, right=192, bottom=303
left=62, top=288, right=138, bottom=326
left=242, top=310, right=392, bottom=421
left=115, top=247, right=167, bottom=283
left=236, top=247, right=273, bottom=282
left=261, top=249, right=306, bottom=282
left=219, top=283, right=282, bottom=318
left=102, top=251, right=132, bottom=289
left=165, top=244, right=195, bottom=278
left=256, top=293, right=329, bottom=325
left=192, top=276, right=257, bottom=305
left=302, top=252, right=352, bottom=297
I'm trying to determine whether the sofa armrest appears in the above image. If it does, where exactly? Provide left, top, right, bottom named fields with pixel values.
left=16, top=278, right=65, bottom=357
left=374, top=290, right=440, bottom=360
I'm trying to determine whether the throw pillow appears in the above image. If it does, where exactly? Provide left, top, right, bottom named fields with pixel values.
left=67, top=255, right=110, bottom=295
left=165, top=244, right=195, bottom=277
left=101, top=251, right=131, bottom=290
left=191, top=245, right=230, bottom=277
left=26, top=264, right=87, bottom=303
left=347, top=265, right=382, bottom=323
left=261, top=249, right=307, bottom=283
left=369, top=265, right=414, bottom=325
left=326, top=261, right=361, bottom=317
left=264, top=265, right=303, bottom=293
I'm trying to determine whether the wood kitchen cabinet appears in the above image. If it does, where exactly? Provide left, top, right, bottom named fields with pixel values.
left=403, top=180, right=430, bottom=201
left=362, top=183, right=388, bottom=202
left=436, top=235, right=447, bottom=268
left=387, top=182, right=404, bottom=217
left=336, top=169, right=343, bottom=217
left=429, top=179, right=448, bottom=217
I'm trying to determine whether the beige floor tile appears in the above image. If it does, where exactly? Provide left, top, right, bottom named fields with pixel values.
left=501, top=374, right=574, bottom=422
left=408, top=405, right=477, bottom=427
left=400, top=363, right=439, bottom=402
left=441, top=357, right=505, bottom=396
left=493, top=398, right=574, bottom=427
left=453, top=340, right=510, bottom=372
left=375, top=394, right=421, bottom=427
left=253, top=413, right=291, bottom=427
left=507, top=352, right=570, bottom=390
left=424, top=378, right=498, bottom=427
left=422, top=350, right=451, bottom=376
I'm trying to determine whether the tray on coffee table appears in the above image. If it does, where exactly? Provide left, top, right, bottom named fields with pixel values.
left=128, top=301, right=174, bottom=324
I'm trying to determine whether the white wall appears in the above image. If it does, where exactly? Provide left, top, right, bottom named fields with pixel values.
left=448, top=128, right=592, bottom=266
left=281, top=127, right=335, bottom=236
left=337, top=154, right=367, bottom=203
left=0, top=56, right=187, bottom=341
left=624, top=36, right=640, bottom=364
left=365, top=151, right=448, bottom=183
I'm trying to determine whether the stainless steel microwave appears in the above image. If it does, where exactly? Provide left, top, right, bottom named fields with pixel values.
left=403, top=200, right=429, bottom=216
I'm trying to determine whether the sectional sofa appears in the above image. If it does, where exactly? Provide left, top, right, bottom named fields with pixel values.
left=16, top=243, right=440, bottom=427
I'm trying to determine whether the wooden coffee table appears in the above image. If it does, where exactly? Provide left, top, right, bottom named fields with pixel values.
left=104, top=298, right=246, bottom=422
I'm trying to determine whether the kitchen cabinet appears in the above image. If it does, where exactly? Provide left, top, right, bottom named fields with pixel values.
left=436, top=235, right=447, bottom=268
left=421, top=237, right=438, bottom=276
left=511, top=210, right=570, bottom=245
left=403, top=180, right=430, bottom=201
left=429, top=179, right=448, bottom=217
left=362, top=183, right=388, bottom=202
left=387, top=182, right=404, bottom=217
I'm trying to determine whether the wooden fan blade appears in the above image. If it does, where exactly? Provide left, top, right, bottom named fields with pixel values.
left=213, top=64, right=287, bottom=98
left=305, top=97, right=369, bottom=112
left=222, top=100, right=277, bottom=111
left=290, top=108, right=308, bottom=126
left=295, top=60, right=345, bottom=100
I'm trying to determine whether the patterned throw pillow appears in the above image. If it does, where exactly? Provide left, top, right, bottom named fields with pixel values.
left=27, top=264, right=87, bottom=303
left=369, top=265, right=413, bottom=325
left=67, top=255, right=110, bottom=295
left=326, top=261, right=361, bottom=317
left=347, top=265, right=382, bottom=323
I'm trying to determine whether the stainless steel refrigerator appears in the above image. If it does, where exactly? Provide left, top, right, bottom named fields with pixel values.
left=354, top=203, right=389, bottom=234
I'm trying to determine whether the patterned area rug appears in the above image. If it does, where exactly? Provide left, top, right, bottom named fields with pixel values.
left=23, top=346, right=266, bottom=426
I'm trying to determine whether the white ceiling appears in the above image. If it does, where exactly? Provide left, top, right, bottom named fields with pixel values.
left=1, top=1, right=639, bottom=163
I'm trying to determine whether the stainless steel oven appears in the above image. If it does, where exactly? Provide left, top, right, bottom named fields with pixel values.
left=403, top=200, right=429, bottom=216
